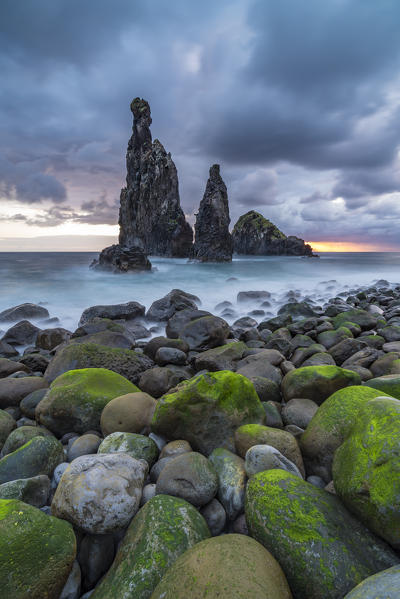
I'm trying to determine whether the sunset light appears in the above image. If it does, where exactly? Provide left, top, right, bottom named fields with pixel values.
left=307, top=241, right=399, bottom=252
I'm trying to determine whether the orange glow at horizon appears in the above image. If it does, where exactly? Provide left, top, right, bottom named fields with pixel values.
left=307, top=241, right=398, bottom=252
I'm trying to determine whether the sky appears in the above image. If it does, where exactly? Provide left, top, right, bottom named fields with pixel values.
left=1, top=0, right=400, bottom=251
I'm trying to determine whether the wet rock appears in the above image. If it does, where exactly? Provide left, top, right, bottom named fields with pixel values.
left=1, top=320, right=40, bottom=346
left=98, top=432, right=159, bottom=467
left=193, top=164, right=232, bottom=262
left=0, top=435, right=64, bottom=483
left=139, top=365, right=191, bottom=398
left=0, top=303, right=49, bottom=322
left=0, top=474, right=50, bottom=507
left=245, top=444, right=302, bottom=478
left=208, top=448, right=247, bottom=520
left=200, top=498, right=226, bottom=536
left=79, top=301, right=145, bottom=326
left=91, top=243, right=152, bottom=272
left=0, top=376, right=48, bottom=408
left=36, top=327, right=71, bottom=350
left=282, top=365, right=361, bottom=405
left=78, top=534, right=115, bottom=592
left=100, top=391, right=156, bottom=436
left=146, top=289, right=199, bottom=321
left=180, top=315, right=230, bottom=351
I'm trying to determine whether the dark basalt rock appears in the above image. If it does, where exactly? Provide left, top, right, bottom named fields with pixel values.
left=118, top=98, right=193, bottom=257
left=192, top=164, right=233, bottom=262
left=232, top=210, right=315, bottom=256
left=91, top=244, right=151, bottom=273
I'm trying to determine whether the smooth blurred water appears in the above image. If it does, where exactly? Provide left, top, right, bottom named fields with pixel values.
left=0, top=252, right=399, bottom=333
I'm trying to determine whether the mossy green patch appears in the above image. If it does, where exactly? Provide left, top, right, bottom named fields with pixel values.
left=282, top=365, right=361, bottom=404
left=333, top=309, right=378, bottom=330
left=233, top=210, right=286, bottom=239
left=0, top=499, right=76, bottom=599
left=0, top=435, right=63, bottom=484
left=245, top=470, right=399, bottom=599
left=300, top=386, right=390, bottom=481
left=333, top=396, right=400, bottom=549
left=91, top=494, right=210, bottom=599
left=37, top=367, right=138, bottom=435
left=365, top=374, right=400, bottom=399
left=151, top=371, right=265, bottom=455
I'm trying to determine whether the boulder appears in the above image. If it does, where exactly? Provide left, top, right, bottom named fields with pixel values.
left=91, top=243, right=152, bottom=272
left=234, top=423, right=305, bottom=476
left=151, top=371, right=265, bottom=455
left=0, top=499, right=76, bottom=599
left=100, top=391, right=156, bottom=436
left=51, top=453, right=148, bottom=534
left=98, top=432, right=159, bottom=467
left=192, top=164, right=232, bottom=262
left=343, top=565, right=400, bottom=598
left=151, top=534, right=293, bottom=599
left=180, top=315, right=230, bottom=351
left=165, top=308, right=212, bottom=338
left=0, top=358, right=30, bottom=377
left=68, top=433, right=101, bottom=461
left=281, top=397, right=318, bottom=429
left=2, top=424, right=52, bottom=456
left=0, top=303, right=49, bottom=322
left=332, top=309, right=378, bottom=330
left=245, top=470, right=399, bottom=599
left=44, top=342, right=152, bottom=384
left=0, top=435, right=64, bottom=484
left=194, top=341, right=247, bottom=372
left=37, top=368, right=138, bottom=436
left=365, top=374, right=400, bottom=398
left=156, top=452, right=218, bottom=507
left=0, top=474, right=50, bottom=507
left=282, top=365, right=361, bottom=404
left=208, top=447, right=247, bottom=520
left=143, top=336, right=189, bottom=360
left=333, top=396, right=400, bottom=549
left=244, top=444, right=302, bottom=478
left=0, top=376, right=48, bottom=408
left=90, top=495, right=210, bottom=599
left=146, top=289, right=199, bottom=321
left=0, top=409, right=16, bottom=450
left=139, top=365, right=191, bottom=398
left=300, top=386, right=390, bottom=481
left=36, top=327, right=71, bottom=350
left=1, top=320, right=40, bottom=346
left=79, top=301, right=145, bottom=326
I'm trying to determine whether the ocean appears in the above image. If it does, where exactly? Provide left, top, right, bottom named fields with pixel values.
left=0, top=252, right=399, bottom=334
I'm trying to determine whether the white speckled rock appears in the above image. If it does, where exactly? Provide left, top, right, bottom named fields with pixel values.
left=51, top=453, right=148, bottom=533
left=245, top=444, right=303, bottom=478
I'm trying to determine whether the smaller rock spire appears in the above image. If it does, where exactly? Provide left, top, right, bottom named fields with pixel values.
left=193, top=164, right=233, bottom=262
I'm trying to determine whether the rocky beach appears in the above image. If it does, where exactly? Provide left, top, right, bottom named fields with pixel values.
left=0, top=277, right=400, bottom=597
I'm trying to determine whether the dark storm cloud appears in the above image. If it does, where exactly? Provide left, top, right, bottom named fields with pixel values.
left=0, top=0, right=400, bottom=246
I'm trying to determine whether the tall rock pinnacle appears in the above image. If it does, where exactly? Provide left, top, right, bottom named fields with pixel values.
left=118, top=98, right=193, bottom=257
left=193, top=164, right=233, bottom=262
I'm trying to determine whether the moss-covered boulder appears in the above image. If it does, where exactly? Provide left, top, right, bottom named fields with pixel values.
left=0, top=474, right=50, bottom=507
left=151, top=371, right=265, bottom=455
left=245, top=470, right=399, bottom=599
left=365, top=374, right=400, bottom=399
left=150, top=534, right=293, bottom=599
left=0, top=499, right=76, bottom=598
left=2, top=424, right=53, bottom=456
left=333, top=309, right=378, bottom=330
left=0, top=435, right=64, bottom=484
left=282, top=365, right=361, bottom=404
left=317, top=326, right=353, bottom=349
left=0, top=409, right=16, bottom=450
left=234, top=423, right=304, bottom=476
left=300, top=386, right=390, bottom=481
left=208, top=448, right=247, bottom=520
left=194, top=342, right=247, bottom=372
left=91, top=494, right=210, bottom=599
left=44, top=342, right=153, bottom=384
left=333, top=396, right=400, bottom=549
left=343, top=565, right=400, bottom=598
left=98, top=432, right=159, bottom=467
left=36, top=368, right=138, bottom=435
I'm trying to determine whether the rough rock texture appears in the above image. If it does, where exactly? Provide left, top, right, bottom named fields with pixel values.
left=192, top=164, right=232, bottom=262
left=118, top=98, right=193, bottom=257
left=91, top=244, right=152, bottom=273
left=245, top=470, right=399, bottom=599
left=0, top=499, right=76, bottom=599
left=51, top=453, right=148, bottom=534
left=150, top=535, right=293, bottom=599
left=343, top=565, right=400, bottom=598
left=232, top=211, right=314, bottom=256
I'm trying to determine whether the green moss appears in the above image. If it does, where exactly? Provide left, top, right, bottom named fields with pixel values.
left=91, top=494, right=210, bottom=599
left=282, top=365, right=361, bottom=404
left=232, top=211, right=286, bottom=239
left=37, top=367, right=138, bottom=435
left=245, top=470, right=398, bottom=599
left=317, top=326, right=353, bottom=348
left=333, top=396, right=400, bottom=548
left=365, top=374, right=400, bottom=399
left=98, top=432, right=159, bottom=467
left=0, top=436, right=64, bottom=484
left=0, top=499, right=76, bottom=598
left=332, top=309, right=378, bottom=330
left=300, top=386, right=390, bottom=480
left=151, top=371, right=265, bottom=455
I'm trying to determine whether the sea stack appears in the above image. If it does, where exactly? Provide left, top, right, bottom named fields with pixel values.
left=118, top=98, right=193, bottom=257
left=193, top=164, right=233, bottom=262
left=232, top=210, right=315, bottom=256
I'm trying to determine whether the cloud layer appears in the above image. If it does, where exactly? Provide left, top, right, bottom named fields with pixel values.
left=1, top=0, right=400, bottom=247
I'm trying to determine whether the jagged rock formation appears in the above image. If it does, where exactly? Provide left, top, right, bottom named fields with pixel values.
left=232, top=211, right=315, bottom=256
left=91, top=244, right=152, bottom=273
left=118, top=98, right=193, bottom=257
left=192, top=165, right=233, bottom=262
